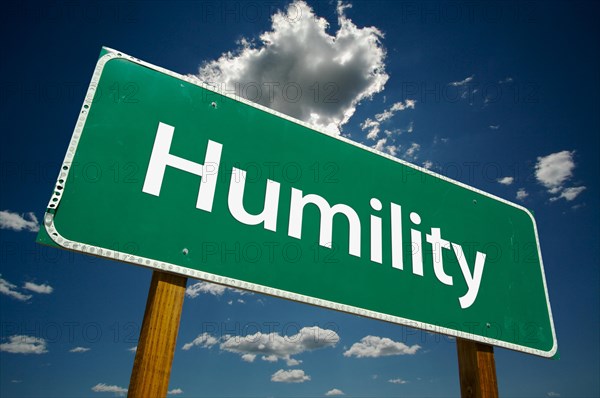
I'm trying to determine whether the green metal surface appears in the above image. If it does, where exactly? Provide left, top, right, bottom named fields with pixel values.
left=37, top=49, right=556, bottom=357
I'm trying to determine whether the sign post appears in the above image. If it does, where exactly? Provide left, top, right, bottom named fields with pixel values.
left=128, top=271, right=187, bottom=397
left=456, top=339, right=499, bottom=398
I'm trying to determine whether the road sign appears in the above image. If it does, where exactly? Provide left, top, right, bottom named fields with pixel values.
left=37, top=47, right=557, bottom=357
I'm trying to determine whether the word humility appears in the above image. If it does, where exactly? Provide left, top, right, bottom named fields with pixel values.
left=142, top=122, right=487, bottom=309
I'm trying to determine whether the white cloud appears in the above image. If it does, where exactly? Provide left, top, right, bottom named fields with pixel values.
left=220, top=326, right=338, bottom=364
left=422, top=160, right=433, bottom=170
left=489, top=125, right=500, bottom=130
left=547, top=392, right=560, bottom=397
left=375, top=99, right=416, bottom=122
left=498, top=77, right=513, bottom=84
left=185, top=281, right=250, bottom=298
left=343, top=335, right=420, bottom=358
left=388, top=378, right=408, bottom=384
left=168, top=388, right=184, bottom=395
left=325, top=388, right=345, bottom=396
left=185, top=282, right=227, bottom=298
left=0, top=275, right=32, bottom=301
left=372, top=138, right=387, bottom=152
left=184, top=326, right=339, bottom=365
left=535, top=150, right=575, bottom=192
left=69, top=346, right=90, bottom=353
left=497, top=176, right=514, bottom=185
left=363, top=100, right=415, bottom=140
left=404, top=142, right=420, bottom=160
left=128, top=346, right=137, bottom=353
left=91, top=383, right=127, bottom=396
left=361, top=118, right=381, bottom=140
left=0, top=335, right=48, bottom=354
left=0, top=210, right=39, bottom=232
left=450, top=75, right=474, bottom=86
left=516, top=188, right=529, bottom=201
left=550, top=186, right=586, bottom=202
left=181, top=332, right=219, bottom=351
left=23, top=282, right=53, bottom=294
left=271, top=369, right=310, bottom=383
left=197, top=0, right=388, bottom=133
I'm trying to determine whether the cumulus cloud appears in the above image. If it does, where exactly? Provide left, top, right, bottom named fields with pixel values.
left=196, top=0, right=388, bottom=133
left=69, top=347, right=90, bottom=353
left=343, top=336, right=420, bottom=358
left=271, top=369, right=310, bottom=383
left=128, top=346, right=137, bottom=353
left=181, top=332, right=219, bottom=351
left=422, top=160, right=433, bottom=170
left=91, top=383, right=127, bottom=396
left=489, top=125, right=500, bottom=130
left=404, top=142, right=420, bottom=160
left=516, top=188, right=529, bottom=201
left=388, top=378, right=408, bottom=384
left=535, top=151, right=575, bottom=192
left=23, top=282, right=53, bottom=294
left=0, top=335, right=48, bottom=354
left=182, top=326, right=338, bottom=366
left=168, top=388, right=184, bottom=395
left=497, top=176, right=514, bottom=185
left=325, top=388, right=345, bottom=396
left=0, top=210, right=39, bottom=232
left=0, top=275, right=32, bottom=301
left=535, top=150, right=586, bottom=202
left=550, top=186, right=586, bottom=202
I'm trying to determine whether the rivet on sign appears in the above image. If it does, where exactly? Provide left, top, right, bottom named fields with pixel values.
left=211, top=102, right=217, bottom=109
left=182, top=248, right=189, bottom=256
left=486, top=323, right=491, bottom=328
left=473, top=199, right=477, bottom=205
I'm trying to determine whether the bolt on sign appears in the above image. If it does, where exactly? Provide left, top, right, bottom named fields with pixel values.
left=38, top=48, right=557, bottom=357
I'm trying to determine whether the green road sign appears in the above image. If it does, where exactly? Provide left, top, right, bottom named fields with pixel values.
left=38, top=48, right=556, bottom=357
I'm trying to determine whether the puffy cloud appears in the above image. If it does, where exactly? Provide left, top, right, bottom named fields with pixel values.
left=489, top=125, right=500, bottom=130
left=516, top=188, right=529, bottom=201
left=547, top=392, right=560, bottom=397
left=450, top=75, right=474, bottom=86
left=422, top=160, right=433, bottom=170
left=0, top=210, right=39, bottom=232
left=497, top=176, right=514, bottom=185
left=182, top=326, right=338, bottom=366
left=404, top=142, right=420, bottom=160
left=535, top=151, right=575, bottom=192
left=69, top=347, right=90, bottom=353
left=128, top=346, right=137, bottom=353
left=91, top=383, right=127, bottom=396
left=23, top=282, right=53, bottom=294
left=197, top=0, right=388, bottom=133
left=0, top=275, right=32, bottom=301
left=550, top=186, right=586, bottom=202
left=0, top=335, right=48, bottom=354
left=220, top=326, right=338, bottom=364
left=168, top=388, right=183, bottom=395
left=181, top=332, right=219, bottom=351
left=271, top=369, right=310, bottom=383
left=361, top=118, right=381, bottom=140
left=388, top=378, right=408, bottom=384
left=343, top=336, right=420, bottom=358
left=325, top=388, right=345, bottom=396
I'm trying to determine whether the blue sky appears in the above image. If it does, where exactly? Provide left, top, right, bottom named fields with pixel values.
left=1, top=1, right=598, bottom=397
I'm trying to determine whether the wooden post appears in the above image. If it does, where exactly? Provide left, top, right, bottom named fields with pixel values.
left=128, top=271, right=187, bottom=398
left=456, top=338, right=499, bottom=398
